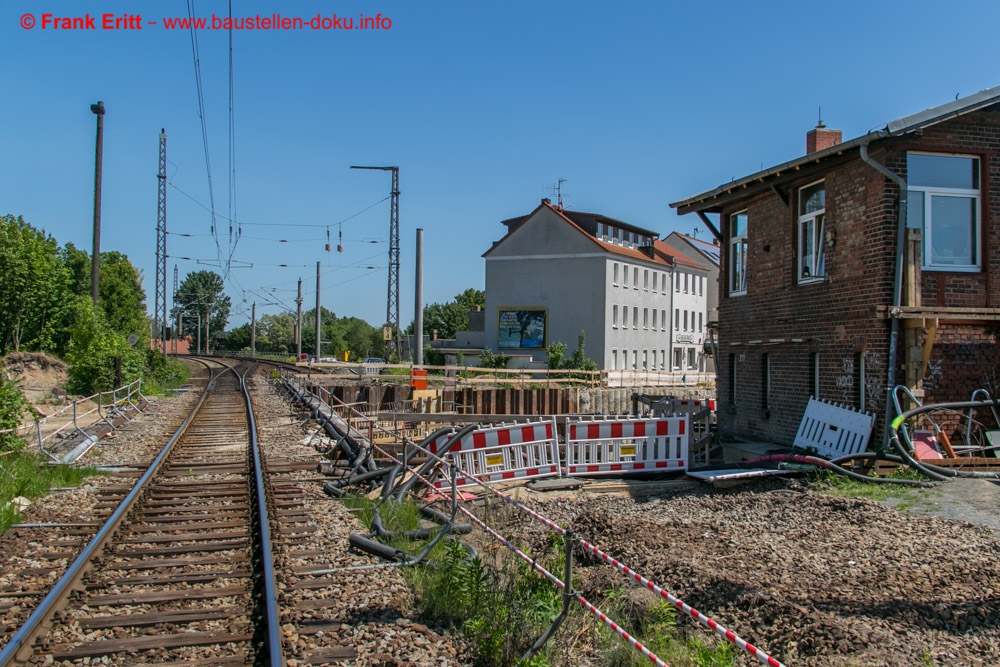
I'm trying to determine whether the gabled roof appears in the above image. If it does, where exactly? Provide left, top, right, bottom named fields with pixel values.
left=484, top=201, right=699, bottom=269
left=670, top=85, right=1000, bottom=215
left=666, top=232, right=721, bottom=268
left=652, top=239, right=708, bottom=270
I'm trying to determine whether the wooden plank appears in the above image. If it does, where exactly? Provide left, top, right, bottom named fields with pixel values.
left=78, top=606, right=242, bottom=629
left=123, top=531, right=248, bottom=544
left=130, top=520, right=249, bottom=532
left=110, top=554, right=239, bottom=570
left=114, top=540, right=247, bottom=556
left=87, top=584, right=247, bottom=606
left=301, top=646, right=358, bottom=663
left=297, top=621, right=343, bottom=636
left=51, top=630, right=253, bottom=659
left=93, top=570, right=249, bottom=588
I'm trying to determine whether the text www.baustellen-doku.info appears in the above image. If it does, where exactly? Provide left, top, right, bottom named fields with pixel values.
left=19, top=12, right=392, bottom=31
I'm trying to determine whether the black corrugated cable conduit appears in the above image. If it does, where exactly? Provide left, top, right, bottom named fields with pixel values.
left=890, top=397, right=1000, bottom=480
left=284, top=377, right=373, bottom=473
left=393, top=424, right=478, bottom=500
left=743, top=454, right=935, bottom=487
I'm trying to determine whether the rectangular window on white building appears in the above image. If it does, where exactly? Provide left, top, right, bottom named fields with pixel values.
left=651, top=350, right=657, bottom=370
left=688, top=348, right=697, bottom=370
left=661, top=310, right=666, bottom=331
left=698, top=312, right=703, bottom=332
left=652, top=309, right=658, bottom=329
left=699, top=276, right=704, bottom=296
left=613, top=262, right=619, bottom=286
left=643, top=308, right=649, bottom=329
left=632, top=308, right=638, bottom=329
left=633, top=268, right=639, bottom=289
left=644, top=270, right=649, bottom=290
left=643, top=350, right=648, bottom=370
left=623, top=266, right=629, bottom=288
left=673, top=348, right=683, bottom=370
left=612, top=304, right=618, bottom=328
left=632, top=350, right=637, bottom=370
left=612, top=348, right=618, bottom=370
left=683, top=311, right=688, bottom=331
left=684, top=273, right=689, bottom=293
left=675, top=273, right=680, bottom=292
left=662, top=273, right=668, bottom=294
left=661, top=350, right=666, bottom=370
left=652, top=272, right=658, bottom=292
left=674, top=309, right=679, bottom=331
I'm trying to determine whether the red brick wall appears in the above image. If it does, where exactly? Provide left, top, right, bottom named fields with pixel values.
left=714, top=105, right=1000, bottom=445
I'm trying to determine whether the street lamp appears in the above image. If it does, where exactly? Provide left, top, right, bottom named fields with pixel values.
left=90, top=101, right=105, bottom=306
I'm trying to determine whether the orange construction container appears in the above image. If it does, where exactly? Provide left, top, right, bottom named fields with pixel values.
left=410, top=369, right=427, bottom=390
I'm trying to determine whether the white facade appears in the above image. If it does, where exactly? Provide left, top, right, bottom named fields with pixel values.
left=670, top=267, right=708, bottom=372
left=483, top=202, right=708, bottom=372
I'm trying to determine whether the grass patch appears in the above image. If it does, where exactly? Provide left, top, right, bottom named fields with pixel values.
left=0, top=452, right=103, bottom=534
left=809, top=467, right=928, bottom=503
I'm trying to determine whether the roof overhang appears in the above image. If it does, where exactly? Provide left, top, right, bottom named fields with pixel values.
left=669, top=85, right=1000, bottom=216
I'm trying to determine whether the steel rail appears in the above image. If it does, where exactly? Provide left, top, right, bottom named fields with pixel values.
left=0, top=360, right=221, bottom=666
left=238, top=364, right=283, bottom=666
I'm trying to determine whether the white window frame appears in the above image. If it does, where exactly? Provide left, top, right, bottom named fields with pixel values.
left=729, top=210, right=748, bottom=295
left=612, top=348, right=618, bottom=370
left=798, top=180, right=827, bottom=283
left=652, top=272, right=658, bottom=292
left=652, top=309, right=658, bottom=329
left=643, top=308, right=649, bottom=329
left=644, top=270, right=649, bottom=291
left=907, top=151, right=981, bottom=272
left=687, top=348, right=697, bottom=370
left=632, top=307, right=638, bottom=330
left=660, top=310, right=666, bottom=331
left=673, top=348, right=683, bottom=370
left=674, top=309, right=679, bottom=331
left=633, top=268, right=639, bottom=290
left=612, top=304, right=618, bottom=329
left=662, top=273, right=667, bottom=294
left=623, top=265, right=629, bottom=288
left=660, top=350, right=666, bottom=370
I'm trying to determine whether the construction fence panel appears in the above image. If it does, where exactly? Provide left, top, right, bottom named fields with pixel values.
left=565, top=417, right=688, bottom=475
left=793, top=397, right=874, bottom=459
left=431, top=419, right=561, bottom=489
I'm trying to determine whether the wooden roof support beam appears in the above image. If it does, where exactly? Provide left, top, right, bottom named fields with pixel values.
left=696, top=211, right=723, bottom=244
left=770, top=185, right=789, bottom=208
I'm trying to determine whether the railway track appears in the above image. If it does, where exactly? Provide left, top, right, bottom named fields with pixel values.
left=0, top=360, right=283, bottom=666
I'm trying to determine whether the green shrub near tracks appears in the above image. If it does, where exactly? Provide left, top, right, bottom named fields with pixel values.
left=0, top=452, right=102, bottom=534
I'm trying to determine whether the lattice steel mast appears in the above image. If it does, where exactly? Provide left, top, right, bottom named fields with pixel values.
left=155, top=129, right=168, bottom=353
left=350, top=165, right=400, bottom=351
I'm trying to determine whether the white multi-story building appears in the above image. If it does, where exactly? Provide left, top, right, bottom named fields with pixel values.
left=482, top=199, right=708, bottom=372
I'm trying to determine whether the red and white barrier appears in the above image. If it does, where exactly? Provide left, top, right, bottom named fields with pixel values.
left=564, top=417, right=687, bottom=475
left=431, top=419, right=560, bottom=489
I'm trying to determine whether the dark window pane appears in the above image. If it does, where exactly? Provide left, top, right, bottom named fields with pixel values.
left=930, top=195, right=975, bottom=265
left=799, top=182, right=825, bottom=215
left=731, top=212, right=747, bottom=237
left=908, top=154, right=978, bottom=189
left=906, top=191, right=924, bottom=229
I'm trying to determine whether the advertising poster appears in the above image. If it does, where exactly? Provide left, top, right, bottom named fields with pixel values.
left=498, top=309, right=546, bottom=349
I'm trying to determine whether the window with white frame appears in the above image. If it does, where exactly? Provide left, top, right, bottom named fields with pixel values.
left=597, top=222, right=604, bottom=240
left=652, top=309, right=658, bottom=329
left=688, top=348, right=697, bottom=370
left=633, top=268, right=639, bottom=289
left=699, top=276, right=704, bottom=296
left=698, top=312, right=703, bottom=332
left=675, top=273, right=680, bottom=292
left=798, top=181, right=826, bottom=282
left=613, top=262, right=619, bottom=285
left=673, top=348, right=683, bottom=370
left=683, top=311, right=688, bottom=331
left=662, top=273, right=667, bottom=294
left=632, top=307, right=638, bottom=329
left=612, top=304, right=618, bottom=328
left=652, top=272, right=658, bottom=292
left=651, top=350, right=657, bottom=370
left=616, top=228, right=623, bottom=245
left=623, top=265, right=629, bottom=287
left=643, top=308, right=649, bottom=329
left=643, top=350, right=648, bottom=370
left=730, top=211, right=748, bottom=295
left=674, top=309, right=679, bottom=331
left=660, top=350, right=666, bottom=370
left=632, top=350, right=637, bottom=370
left=684, top=273, right=689, bottom=293
left=612, top=348, right=618, bottom=370
left=644, top=270, right=649, bottom=290
left=907, top=152, right=981, bottom=270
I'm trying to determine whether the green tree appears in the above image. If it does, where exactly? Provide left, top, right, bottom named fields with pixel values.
left=172, top=271, right=231, bottom=349
left=547, top=331, right=597, bottom=371
left=0, top=215, right=66, bottom=355
left=221, top=323, right=252, bottom=351
left=98, top=252, right=147, bottom=342
left=259, top=313, right=295, bottom=354
left=65, top=297, right=144, bottom=395
left=0, top=371, right=29, bottom=452
left=411, top=288, right=485, bottom=340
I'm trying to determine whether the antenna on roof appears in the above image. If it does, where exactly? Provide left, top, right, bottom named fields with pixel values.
left=817, top=106, right=825, bottom=128
left=544, top=178, right=568, bottom=209
left=691, top=227, right=700, bottom=239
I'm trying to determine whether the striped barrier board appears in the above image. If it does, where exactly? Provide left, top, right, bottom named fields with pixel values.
left=431, top=420, right=560, bottom=489
left=564, top=417, right=688, bottom=475
left=793, top=397, right=874, bottom=459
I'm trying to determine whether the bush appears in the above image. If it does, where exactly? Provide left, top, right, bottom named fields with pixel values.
left=0, top=371, right=28, bottom=452
left=65, top=298, right=144, bottom=395
left=0, top=452, right=101, bottom=533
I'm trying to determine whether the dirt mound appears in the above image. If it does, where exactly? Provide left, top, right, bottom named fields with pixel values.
left=2, top=352, right=68, bottom=404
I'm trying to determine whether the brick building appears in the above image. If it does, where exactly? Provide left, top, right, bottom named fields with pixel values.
left=670, top=86, right=1000, bottom=445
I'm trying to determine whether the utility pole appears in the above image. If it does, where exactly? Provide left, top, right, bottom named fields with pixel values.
left=171, top=265, right=179, bottom=354
left=415, top=228, right=424, bottom=365
left=296, top=278, right=303, bottom=359
left=90, top=101, right=105, bottom=306
left=250, top=302, right=256, bottom=359
left=155, top=128, right=168, bottom=353
left=314, top=261, right=321, bottom=361
left=351, top=165, right=400, bottom=355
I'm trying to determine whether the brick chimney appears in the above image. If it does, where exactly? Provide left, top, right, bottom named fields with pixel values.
left=806, top=120, right=841, bottom=154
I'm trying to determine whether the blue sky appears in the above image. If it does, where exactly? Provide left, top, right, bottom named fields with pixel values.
left=2, top=0, right=998, bottom=330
